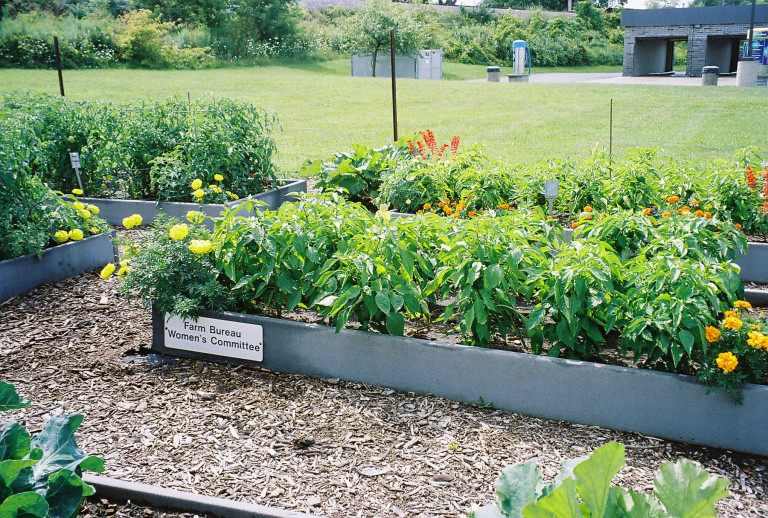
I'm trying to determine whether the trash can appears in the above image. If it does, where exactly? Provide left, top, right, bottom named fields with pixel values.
left=702, top=66, right=719, bottom=86
left=486, top=66, right=500, bottom=82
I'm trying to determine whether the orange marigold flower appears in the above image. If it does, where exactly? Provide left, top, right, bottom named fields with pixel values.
left=468, top=210, right=477, bottom=218
left=676, top=209, right=683, bottom=215
left=583, top=214, right=592, bottom=220
left=723, top=316, right=743, bottom=330
left=704, top=212, right=712, bottom=219
left=583, top=206, right=593, bottom=213
left=662, top=211, right=671, bottom=217
left=695, top=209, right=704, bottom=217
left=642, top=208, right=651, bottom=216
left=572, top=222, right=579, bottom=229
left=668, top=195, right=680, bottom=203
left=735, top=223, right=742, bottom=230
left=724, top=310, right=738, bottom=318
left=716, top=352, right=738, bottom=373
left=691, top=200, right=699, bottom=206
left=445, top=207, right=453, bottom=215
left=705, top=326, right=721, bottom=343
left=734, top=300, right=752, bottom=309
left=424, top=203, right=431, bottom=210
left=501, top=203, right=509, bottom=209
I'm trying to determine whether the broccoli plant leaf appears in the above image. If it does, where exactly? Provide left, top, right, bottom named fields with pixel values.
left=653, top=458, right=730, bottom=518
left=44, top=470, right=95, bottom=518
left=494, top=459, right=542, bottom=518
left=469, top=504, right=507, bottom=518
left=574, top=441, right=626, bottom=518
left=522, top=478, right=583, bottom=518
left=29, top=414, right=104, bottom=487
left=0, top=491, right=49, bottom=518
left=0, top=460, right=39, bottom=500
left=0, top=423, right=30, bottom=461
left=541, top=457, right=588, bottom=497
left=616, top=488, right=666, bottom=518
left=0, top=383, right=30, bottom=413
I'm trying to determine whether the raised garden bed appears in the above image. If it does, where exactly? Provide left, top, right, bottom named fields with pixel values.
left=0, top=232, right=116, bottom=302
left=151, top=309, right=768, bottom=457
left=81, top=180, right=307, bottom=228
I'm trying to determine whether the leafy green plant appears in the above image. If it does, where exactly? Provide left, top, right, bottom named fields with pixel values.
left=470, top=441, right=730, bottom=518
left=526, top=240, right=625, bottom=360
left=0, top=381, right=105, bottom=518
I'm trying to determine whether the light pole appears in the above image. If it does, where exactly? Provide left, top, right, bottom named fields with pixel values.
left=746, top=0, right=757, bottom=59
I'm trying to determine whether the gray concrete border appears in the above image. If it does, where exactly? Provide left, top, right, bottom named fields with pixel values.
left=80, top=180, right=307, bottom=229
left=83, top=474, right=319, bottom=518
left=151, top=309, right=768, bottom=457
left=0, top=232, right=116, bottom=303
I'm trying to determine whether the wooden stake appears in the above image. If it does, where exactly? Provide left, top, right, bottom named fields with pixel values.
left=54, top=36, right=65, bottom=97
left=390, top=30, right=398, bottom=142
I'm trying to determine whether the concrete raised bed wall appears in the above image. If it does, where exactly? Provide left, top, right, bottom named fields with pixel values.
left=0, top=232, right=116, bottom=302
left=80, top=179, right=307, bottom=228
left=152, top=310, right=768, bottom=457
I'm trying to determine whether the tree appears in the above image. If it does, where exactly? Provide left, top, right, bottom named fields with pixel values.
left=134, top=0, right=227, bottom=27
left=224, top=0, right=300, bottom=43
left=347, top=0, right=424, bottom=77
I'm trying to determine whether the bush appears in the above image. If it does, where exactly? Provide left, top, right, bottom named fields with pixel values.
left=1, top=92, right=280, bottom=202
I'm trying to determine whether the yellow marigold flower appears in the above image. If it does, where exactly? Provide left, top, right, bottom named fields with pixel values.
left=89, top=227, right=100, bottom=235
left=87, top=204, right=100, bottom=214
left=120, top=259, right=130, bottom=267
left=716, top=352, right=738, bottom=373
left=186, top=211, right=206, bottom=224
left=213, top=187, right=222, bottom=194
left=695, top=210, right=704, bottom=217
left=54, top=230, right=69, bottom=243
left=668, top=195, right=680, bottom=203
left=424, top=203, right=431, bottom=210
left=642, top=208, right=651, bottom=216
left=214, top=174, right=224, bottom=182
left=583, top=206, right=592, bottom=213
left=705, top=326, right=721, bottom=343
left=72, top=188, right=84, bottom=196
left=74, top=201, right=85, bottom=210
left=117, top=266, right=131, bottom=278
left=734, top=300, right=752, bottom=309
left=191, top=179, right=203, bottom=190
left=208, top=184, right=216, bottom=189
left=78, top=209, right=92, bottom=219
left=122, top=214, right=143, bottom=229
left=189, top=240, right=214, bottom=255
left=100, top=263, right=116, bottom=280
left=747, top=331, right=766, bottom=349
left=723, top=316, right=743, bottom=330
left=662, top=211, right=671, bottom=217
left=227, top=191, right=239, bottom=200
left=169, top=224, right=189, bottom=240
left=193, top=189, right=205, bottom=199
left=68, top=229, right=84, bottom=241
left=724, top=310, right=738, bottom=319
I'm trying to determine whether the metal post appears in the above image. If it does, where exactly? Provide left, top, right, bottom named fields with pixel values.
left=54, top=36, right=65, bottom=97
left=390, top=30, right=398, bottom=142
left=746, top=0, right=757, bottom=59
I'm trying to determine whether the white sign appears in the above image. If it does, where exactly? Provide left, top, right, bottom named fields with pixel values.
left=164, top=313, right=263, bottom=362
left=69, top=152, right=81, bottom=169
left=544, top=179, right=559, bottom=199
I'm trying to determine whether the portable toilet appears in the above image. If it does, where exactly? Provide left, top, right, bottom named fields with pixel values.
left=509, top=40, right=531, bottom=82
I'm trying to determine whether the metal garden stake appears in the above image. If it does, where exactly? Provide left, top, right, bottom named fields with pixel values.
left=69, top=152, right=84, bottom=193
left=545, top=179, right=559, bottom=217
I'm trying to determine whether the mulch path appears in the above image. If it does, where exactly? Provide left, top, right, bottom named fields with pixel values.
left=2, top=234, right=768, bottom=517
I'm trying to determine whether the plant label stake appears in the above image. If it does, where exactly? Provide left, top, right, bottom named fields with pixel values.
left=390, top=29, right=398, bottom=142
left=69, top=152, right=84, bottom=192
left=544, top=179, right=559, bottom=217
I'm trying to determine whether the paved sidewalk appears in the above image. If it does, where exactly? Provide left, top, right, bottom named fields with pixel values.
left=469, top=72, right=739, bottom=86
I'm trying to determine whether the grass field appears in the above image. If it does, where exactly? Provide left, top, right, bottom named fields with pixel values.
left=1, top=60, right=766, bottom=173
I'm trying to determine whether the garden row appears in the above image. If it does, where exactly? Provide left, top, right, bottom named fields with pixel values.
left=304, top=130, right=768, bottom=238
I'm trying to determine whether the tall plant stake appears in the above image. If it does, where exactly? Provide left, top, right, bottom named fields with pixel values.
left=390, top=29, right=398, bottom=142
left=54, top=36, right=65, bottom=97
left=609, top=98, right=613, bottom=179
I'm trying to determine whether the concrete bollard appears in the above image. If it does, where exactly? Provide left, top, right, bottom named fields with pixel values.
left=737, top=60, right=759, bottom=87
left=486, top=66, right=500, bottom=82
left=701, top=66, right=719, bottom=86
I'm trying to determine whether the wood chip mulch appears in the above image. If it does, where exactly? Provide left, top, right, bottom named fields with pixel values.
left=2, top=238, right=768, bottom=517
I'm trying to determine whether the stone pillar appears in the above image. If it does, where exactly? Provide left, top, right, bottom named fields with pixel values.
left=486, top=66, right=500, bottom=82
left=702, top=66, right=719, bottom=85
left=737, top=60, right=759, bottom=87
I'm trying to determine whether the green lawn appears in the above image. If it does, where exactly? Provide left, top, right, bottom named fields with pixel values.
left=1, top=61, right=764, bottom=173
